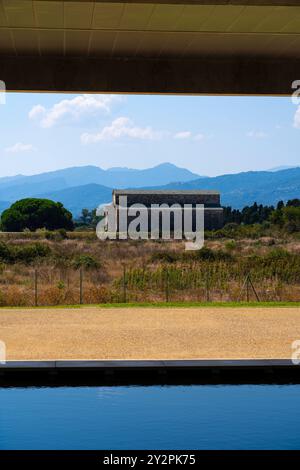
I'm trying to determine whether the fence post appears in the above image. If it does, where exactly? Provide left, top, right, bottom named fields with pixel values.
left=248, top=274, right=260, bottom=302
left=246, top=274, right=250, bottom=302
left=123, top=264, right=127, bottom=303
left=165, top=269, right=169, bottom=302
left=238, top=273, right=260, bottom=303
left=79, top=268, right=83, bottom=305
left=34, top=269, right=38, bottom=307
left=206, top=272, right=210, bottom=302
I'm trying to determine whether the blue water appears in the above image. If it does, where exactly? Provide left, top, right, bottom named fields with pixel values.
left=1, top=384, right=300, bottom=449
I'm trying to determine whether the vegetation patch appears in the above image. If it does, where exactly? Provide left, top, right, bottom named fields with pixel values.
left=0, top=241, right=51, bottom=264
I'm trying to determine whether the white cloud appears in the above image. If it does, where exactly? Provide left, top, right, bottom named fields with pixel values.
left=5, top=142, right=35, bottom=153
left=173, top=131, right=206, bottom=141
left=29, top=94, right=122, bottom=128
left=81, top=118, right=205, bottom=144
left=174, top=131, right=192, bottom=139
left=247, top=131, right=268, bottom=139
left=81, top=117, right=162, bottom=144
left=28, top=104, right=46, bottom=120
left=194, top=133, right=205, bottom=141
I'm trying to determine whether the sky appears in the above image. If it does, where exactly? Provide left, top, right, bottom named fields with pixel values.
left=0, top=92, right=299, bottom=178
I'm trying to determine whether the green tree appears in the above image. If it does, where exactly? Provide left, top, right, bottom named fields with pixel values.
left=0, top=198, right=74, bottom=232
left=77, top=207, right=103, bottom=228
left=269, top=199, right=300, bottom=232
left=80, top=208, right=91, bottom=225
left=277, top=200, right=284, bottom=210
left=287, top=198, right=300, bottom=208
left=282, top=206, right=300, bottom=232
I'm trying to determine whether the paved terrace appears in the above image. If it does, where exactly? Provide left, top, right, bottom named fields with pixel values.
left=0, top=307, right=299, bottom=360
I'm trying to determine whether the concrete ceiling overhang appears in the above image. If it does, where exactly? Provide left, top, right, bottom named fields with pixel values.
left=1, top=0, right=300, bottom=94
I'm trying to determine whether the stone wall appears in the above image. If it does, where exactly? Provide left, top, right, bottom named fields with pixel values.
left=114, top=190, right=220, bottom=208
left=111, top=190, right=224, bottom=233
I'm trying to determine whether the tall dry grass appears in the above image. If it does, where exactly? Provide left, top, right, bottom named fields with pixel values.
left=0, top=233, right=299, bottom=305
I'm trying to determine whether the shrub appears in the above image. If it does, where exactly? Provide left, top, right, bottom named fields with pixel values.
left=151, top=247, right=234, bottom=264
left=185, top=247, right=234, bottom=262
left=207, top=223, right=266, bottom=240
left=45, top=229, right=68, bottom=241
left=225, top=240, right=237, bottom=251
left=0, top=242, right=51, bottom=264
left=266, top=248, right=291, bottom=260
left=151, top=251, right=179, bottom=263
left=13, top=243, right=51, bottom=263
left=0, top=242, right=12, bottom=262
left=71, top=254, right=99, bottom=270
left=192, top=247, right=216, bottom=260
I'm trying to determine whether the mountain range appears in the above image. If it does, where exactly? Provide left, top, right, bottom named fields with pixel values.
left=0, top=163, right=299, bottom=217
left=153, top=167, right=300, bottom=208
left=0, top=163, right=200, bottom=199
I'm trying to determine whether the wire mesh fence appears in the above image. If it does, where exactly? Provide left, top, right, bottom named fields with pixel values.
left=0, top=264, right=298, bottom=306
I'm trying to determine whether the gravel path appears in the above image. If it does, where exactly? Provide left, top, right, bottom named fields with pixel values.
left=0, top=307, right=299, bottom=360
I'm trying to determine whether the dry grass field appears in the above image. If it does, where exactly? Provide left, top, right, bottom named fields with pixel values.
left=1, top=306, right=300, bottom=360
left=0, top=232, right=299, bottom=305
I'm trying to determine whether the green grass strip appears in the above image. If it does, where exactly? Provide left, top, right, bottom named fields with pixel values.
left=1, top=301, right=300, bottom=309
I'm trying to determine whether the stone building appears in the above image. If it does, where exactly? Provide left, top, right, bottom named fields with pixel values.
left=112, top=190, right=224, bottom=234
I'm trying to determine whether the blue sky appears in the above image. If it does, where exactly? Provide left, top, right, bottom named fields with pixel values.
left=0, top=92, right=299, bottom=177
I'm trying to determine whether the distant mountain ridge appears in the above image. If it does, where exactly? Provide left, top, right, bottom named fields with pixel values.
left=0, top=165, right=299, bottom=217
left=0, top=163, right=200, bottom=196
left=153, top=167, right=300, bottom=208
left=268, top=165, right=299, bottom=172
left=0, top=163, right=201, bottom=217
